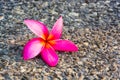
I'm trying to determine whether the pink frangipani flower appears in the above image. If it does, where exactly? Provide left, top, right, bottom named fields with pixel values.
left=23, top=16, right=78, bottom=67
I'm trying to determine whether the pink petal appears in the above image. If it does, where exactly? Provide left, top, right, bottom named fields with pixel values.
left=24, top=20, right=49, bottom=40
left=52, top=39, right=78, bottom=52
left=41, top=44, right=59, bottom=67
left=47, top=16, right=63, bottom=40
left=23, top=38, right=45, bottom=60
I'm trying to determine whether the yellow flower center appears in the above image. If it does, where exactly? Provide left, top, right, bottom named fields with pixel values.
left=41, top=34, right=55, bottom=48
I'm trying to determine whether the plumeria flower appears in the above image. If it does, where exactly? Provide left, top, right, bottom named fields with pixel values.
left=23, top=16, right=78, bottom=67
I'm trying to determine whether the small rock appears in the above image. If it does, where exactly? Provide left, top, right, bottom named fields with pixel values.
left=79, top=74, right=84, bottom=80
left=108, top=8, right=113, bottom=12
left=10, top=40, right=15, bottom=44
left=90, top=12, right=97, bottom=17
left=85, top=28, right=90, bottom=32
left=50, top=10, right=58, bottom=15
left=69, top=12, right=79, bottom=16
left=82, top=3, right=87, bottom=6
left=42, top=2, right=48, bottom=7
left=113, top=46, right=118, bottom=49
left=0, top=74, right=4, bottom=80
left=77, top=61, right=83, bottom=65
left=13, top=6, right=24, bottom=14
left=21, top=76, right=28, bottom=80
left=0, top=15, right=4, bottom=20
left=83, top=42, right=89, bottom=46
left=43, top=76, right=48, bottom=80
left=20, top=66, right=26, bottom=72
left=88, top=3, right=96, bottom=8
left=118, top=14, right=120, bottom=18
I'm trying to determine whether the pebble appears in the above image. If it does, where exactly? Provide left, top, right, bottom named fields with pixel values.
left=83, top=42, right=89, bottom=47
left=20, top=66, right=26, bottom=72
left=69, top=12, right=79, bottom=16
left=0, top=15, right=4, bottom=20
left=90, top=12, right=97, bottom=17
left=79, top=75, right=84, bottom=80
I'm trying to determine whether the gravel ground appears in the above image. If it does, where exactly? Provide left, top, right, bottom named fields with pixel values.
left=0, top=0, right=120, bottom=80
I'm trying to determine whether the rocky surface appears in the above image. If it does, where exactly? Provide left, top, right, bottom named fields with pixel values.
left=0, top=0, right=120, bottom=80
